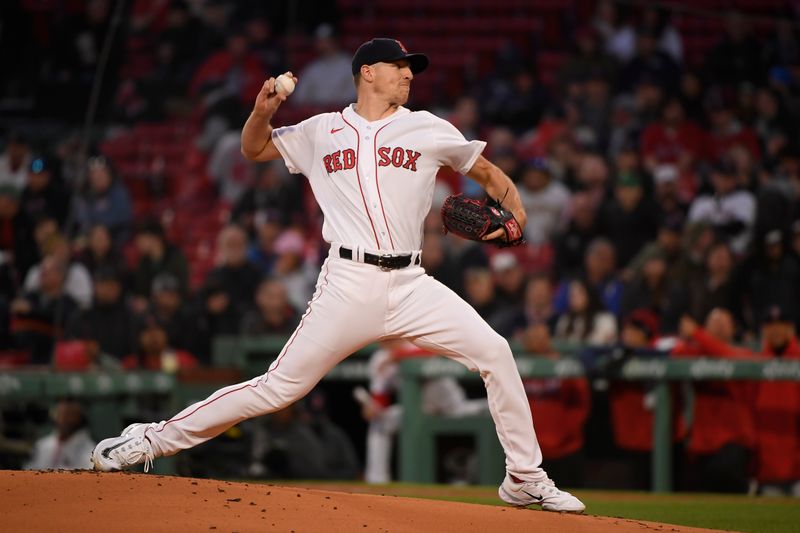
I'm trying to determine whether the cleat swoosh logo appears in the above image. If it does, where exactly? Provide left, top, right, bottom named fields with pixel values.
left=330, top=127, right=344, bottom=134
left=521, top=490, right=544, bottom=502
left=101, top=438, right=133, bottom=459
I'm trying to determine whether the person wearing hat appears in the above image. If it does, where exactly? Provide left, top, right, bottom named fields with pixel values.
left=131, top=217, right=189, bottom=310
left=20, top=155, right=70, bottom=228
left=754, top=305, right=800, bottom=496
left=597, top=170, right=660, bottom=267
left=748, top=229, right=800, bottom=333
left=94, top=38, right=585, bottom=513
left=687, top=157, right=756, bottom=255
left=292, top=24, right=356, bottom=106
left=518, top=158, right=570, bottom=246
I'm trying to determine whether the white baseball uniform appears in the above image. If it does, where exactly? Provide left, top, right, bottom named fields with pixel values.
left=143, top=104, right=548, bottom=482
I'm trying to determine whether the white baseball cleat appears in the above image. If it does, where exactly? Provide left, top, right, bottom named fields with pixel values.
left=92, top=423, right=155, bottom=472
left=498, top=474, right=586, bottom=513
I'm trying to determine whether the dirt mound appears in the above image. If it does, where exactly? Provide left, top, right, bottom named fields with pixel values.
left=1, top=470, right=720, bottom=532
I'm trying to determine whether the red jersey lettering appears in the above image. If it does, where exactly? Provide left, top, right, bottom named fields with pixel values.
left=342, top=148, right=356, bottom=169
left=378, top=147, right=391, bottom=167
left=403, top=150, right=421, bottom=171
left=391, top=147, right=404, bottom=167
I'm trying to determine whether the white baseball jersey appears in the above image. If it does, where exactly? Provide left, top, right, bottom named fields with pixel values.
left=271, top=104, right=486, bottom=252
left=140, top=103, right=548, bottom=486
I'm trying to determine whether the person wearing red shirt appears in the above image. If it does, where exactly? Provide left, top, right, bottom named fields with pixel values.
left=605, top=308, right=686, bottom=489
left=671, top=310, right=756, bottom=492
left=122, top=317, right=198, bottom=373
left=521, top=323, right=590, bottom=488
left=707, top=99, right=761, bottom=163
left=640, top=97, right=707, bottom=185
left=756, top=305, right=800, bottom=497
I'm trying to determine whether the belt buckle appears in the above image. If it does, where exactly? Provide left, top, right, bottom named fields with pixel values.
left=377, top=254, right=394, bottom=271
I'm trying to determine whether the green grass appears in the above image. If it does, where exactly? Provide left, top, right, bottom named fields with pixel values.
left=278, top=481, right=800, bottom=533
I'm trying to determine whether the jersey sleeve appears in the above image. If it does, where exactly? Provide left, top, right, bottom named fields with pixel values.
left=271, top=115, right=321, bottom=175
left=431, top=114, right=487, bottom=174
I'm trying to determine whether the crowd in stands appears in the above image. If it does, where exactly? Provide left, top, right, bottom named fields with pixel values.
left=1, top=0, right=799, bottom=493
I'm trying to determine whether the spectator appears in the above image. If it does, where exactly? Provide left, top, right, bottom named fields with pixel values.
left=626, top=214, right=685, bottom=283
left=754, top=305, right=800, bottom=497
left=605, top=309, right=685, bottom=489
left=73, top=156, right=133, bottom=246
left=20, top=155, right=70, bottom=228
left=292, top=24, right=356, bottom=107
left=554, top=191, right=598, bottom=278
left=593, top=0, right=636, bottom=63
left=420, top=231, right=460, bottom=293
left=463, top=267, right=504, bottom=330
left=640, top=97, right=707, bottom=187
left=753, top=88, right=793, bottom=167
left=240, top=278, right=299, bottom=335
left=557, top=26, right=617, bottom=92
left=131, top=218, right=189, bottom=308
left=502, top=274, right=557, bottom=339
left=25, top=234, right=92, bottom=309
left=193, top=277, right=242, bottom=364
left=639, top=6, right=683, bottom=65
left=207, top=225, right=262, bottom=312
left=123, top=316, right=198, bottom=372
left=669, top=240, right=743, bottom=331
left=553, top=278, right=617, bottom=346
left=147, top=273, right=195, bottom=352
left=0, top=185, right=37, bottom=280
left=272, top=229, right=314, bottom=314
left=482, top=67, right=551, bottom=133
left=207, top=129, right=257, bottom=204
left=232, top=161, right=302, bottom=230
left=619, top=27, right=681, bottom=93
left=304, top=391, right=360, bottom=480
left=11, top=256, right=79, bottom=364
left=621, top=252, right=671, bottom=320
left=189, top=31, right=264, bottom=112
left=24, top=235, right=93, bottom=309
left=76, top=224, right=126, bottom=278
left=490, top=252, right=527, bottom=312
left=651, top=164, right=690, bottom=218
left=688, top=160, right=756, bottom=255
left=520, top=323, right=590, bottom=487
left=555, top=238, right=623, bottom=316
left=748, top=230, right=800, bottom=329
left=66, top=267, right=138, bottom=361
left=249, top=400, right=352, bottom=480
left=247, top=220, right=281, bottom=274
left=0, top=132, right=31, bottom=193
left=672, top=311, right=755, bottom=493
left=517, top=158, right=570, bottom=245
left=706, top=95, right=761, bottom=164
left=244, top=17, right=286, bottom=78
left=24, top=399, right=94, bottom=470
left=597, top=171, right=660, bottom=268
left=705, top=12, right=765, bottom=88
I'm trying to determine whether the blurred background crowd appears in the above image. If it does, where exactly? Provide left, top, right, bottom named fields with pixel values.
left=1, top=0, right=799, bottom=494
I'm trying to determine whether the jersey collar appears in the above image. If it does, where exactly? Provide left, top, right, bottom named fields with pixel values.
left=342, top=104, right=410, bottom=128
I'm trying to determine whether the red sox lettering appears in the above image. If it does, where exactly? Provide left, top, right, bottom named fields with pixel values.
left=323, top=147, right=421, bottom=174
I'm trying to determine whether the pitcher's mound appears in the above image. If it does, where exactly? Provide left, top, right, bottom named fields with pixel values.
left=1, top=470, right=718, bottom=532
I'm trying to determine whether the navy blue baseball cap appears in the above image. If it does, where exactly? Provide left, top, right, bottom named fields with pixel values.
left=351, top=38, right=429, bottom=75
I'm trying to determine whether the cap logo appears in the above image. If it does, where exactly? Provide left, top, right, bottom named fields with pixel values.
left=396, top=40, right=408, bottom=53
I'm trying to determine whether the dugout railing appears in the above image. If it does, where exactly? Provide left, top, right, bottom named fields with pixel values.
left=2, top=336, right=800, bottom=492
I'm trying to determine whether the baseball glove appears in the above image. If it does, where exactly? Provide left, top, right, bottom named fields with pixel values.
left=441, top=194, right=524, bottom=248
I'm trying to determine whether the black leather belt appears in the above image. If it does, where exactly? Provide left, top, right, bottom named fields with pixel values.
left=339, top=246, right=420, bottom=270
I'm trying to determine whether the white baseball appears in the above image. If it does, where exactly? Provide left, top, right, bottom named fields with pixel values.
left=275, top=74, right=295, bottom=96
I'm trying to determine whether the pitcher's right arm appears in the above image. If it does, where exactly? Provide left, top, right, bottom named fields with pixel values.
left=241, top=73, right=297, bottom=162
